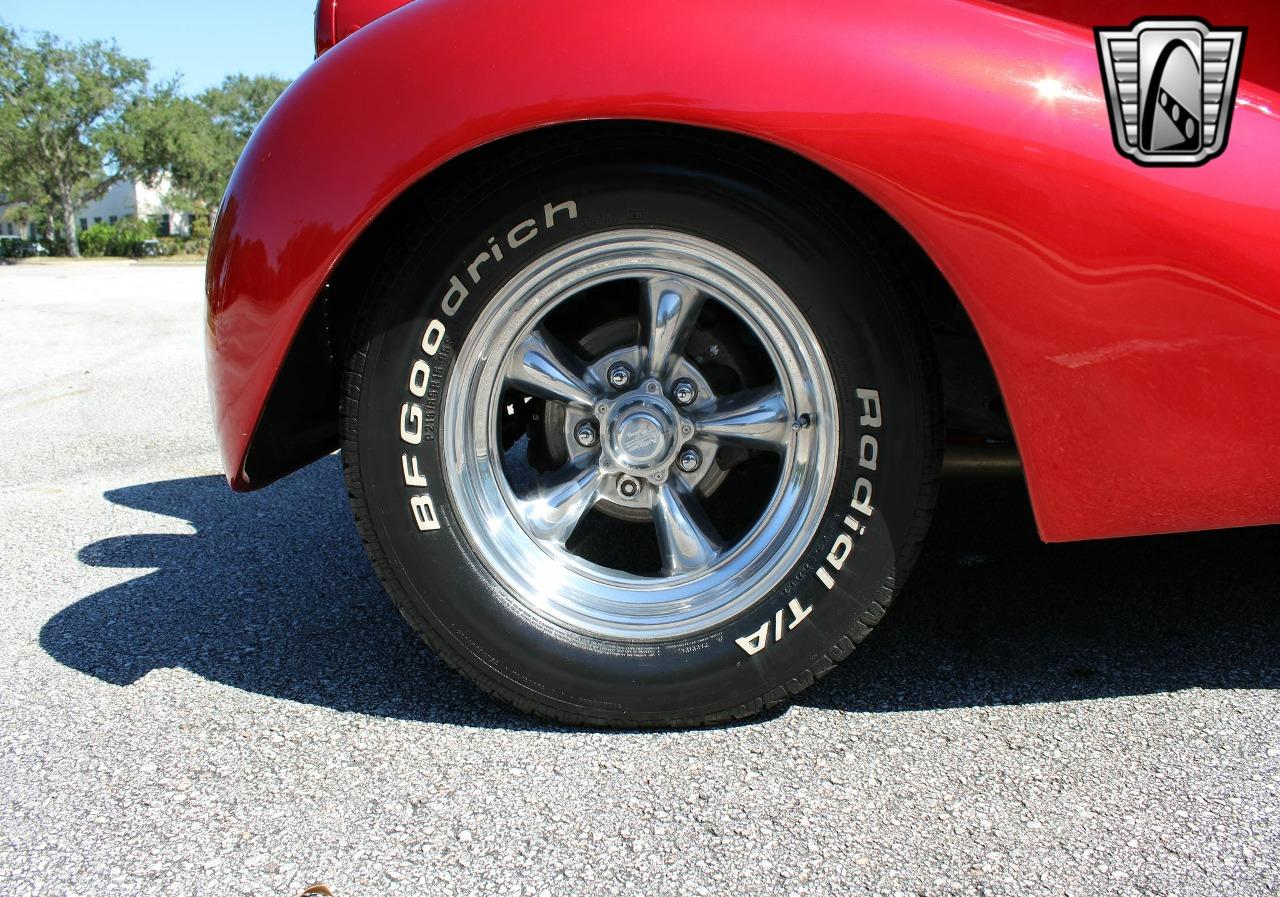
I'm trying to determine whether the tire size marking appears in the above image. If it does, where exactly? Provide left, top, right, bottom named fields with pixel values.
left=395, top=200, right=579, bottom=534
left=734, top=387, right=883, bottom=656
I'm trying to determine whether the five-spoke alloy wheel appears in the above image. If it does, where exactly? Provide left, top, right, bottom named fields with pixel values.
left=443, top=231, right=839, bottom=640
left=342, top=131, right=940, bottom=727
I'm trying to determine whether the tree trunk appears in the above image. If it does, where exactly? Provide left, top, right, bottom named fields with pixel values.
left=60, top=192, right=80, bottom=258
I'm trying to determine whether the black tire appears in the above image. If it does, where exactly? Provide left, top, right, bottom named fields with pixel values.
left=341, top=132, right=941, bottom=727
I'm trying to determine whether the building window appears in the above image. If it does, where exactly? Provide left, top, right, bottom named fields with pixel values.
left=109, top=216, right=118, bottom=225
left=94, top=217, right=102, bottom=224
left=79, top=218, right=88, bottom=231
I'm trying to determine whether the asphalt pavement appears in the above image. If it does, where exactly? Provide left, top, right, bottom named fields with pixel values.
left=0, top=261, right=1276, bottom=897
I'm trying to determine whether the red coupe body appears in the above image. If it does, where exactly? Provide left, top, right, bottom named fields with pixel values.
left=208, top=0, right=1280, bottom=543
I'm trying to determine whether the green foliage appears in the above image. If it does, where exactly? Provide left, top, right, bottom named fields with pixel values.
left=189, top=211, right=212, bottom=242
left=201, top=74, right=291, bottom=145
left=77, top=216, right=160, bottom=257
left=155, top=236, right=189, bottom=256
left=118, top=74, right=289, bottom=225
left=75, top=223, right=117, bottom=256
left=0, top=21, right=151, bottom=256
left=114, top=84, right=223, bottom=214
left=0, top=19, right=289, bottom=258
left=179, top=212, right=213, bottom=255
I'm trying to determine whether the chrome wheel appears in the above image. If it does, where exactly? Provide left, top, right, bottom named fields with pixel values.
left=443, top=230, right=839, bottom=641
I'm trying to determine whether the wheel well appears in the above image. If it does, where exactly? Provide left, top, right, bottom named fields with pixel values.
left=244, top=121, right=1010, bottom=485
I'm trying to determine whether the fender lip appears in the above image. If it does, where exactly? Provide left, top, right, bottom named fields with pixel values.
left=204, top=87, right=536, bottom=492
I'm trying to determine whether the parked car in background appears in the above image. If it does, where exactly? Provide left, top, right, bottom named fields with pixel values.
left=206, top=0, right=1280, bottom=727
left=0, top=235, right=48, bottom=260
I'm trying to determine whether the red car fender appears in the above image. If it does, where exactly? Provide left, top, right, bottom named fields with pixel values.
left=207, top=0, right=1280, bottom=542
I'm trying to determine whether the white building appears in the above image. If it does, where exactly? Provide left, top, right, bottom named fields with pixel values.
left=76, top=177, right=193, bottom=236
left=1, top=176, right=193, bottom=240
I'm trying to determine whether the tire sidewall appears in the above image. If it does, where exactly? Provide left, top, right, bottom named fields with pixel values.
left=352, top=160, right=932, bottom=722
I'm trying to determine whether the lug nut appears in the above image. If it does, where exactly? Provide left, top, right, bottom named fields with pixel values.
left=677, top=447, right=702, bottom=473
left=573, top=420, right=599, bottom=448
left=617, top=475, right=642, bottom=499
left=671, top=379, right=698, bottom=406
left=607, top=362, right=634, bottom=390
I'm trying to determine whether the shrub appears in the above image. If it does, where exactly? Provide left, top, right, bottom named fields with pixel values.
left=77, top=223, right=116, bottom=256
left=77, top=217, right=160, bottom=257
left=180, top=236, right=210, bottom=256
left=189, top=213, right=212, bottom=243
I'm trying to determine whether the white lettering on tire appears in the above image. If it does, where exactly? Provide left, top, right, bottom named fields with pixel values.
left=734, top=599, right=815, bottom=656
left=394, top=200, right=578, bottom=534
left=736, top=387, right=883, bottom=655
left=815, top=387, right=881, bottom=589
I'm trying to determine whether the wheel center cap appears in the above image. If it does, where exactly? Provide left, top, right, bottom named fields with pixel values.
left=604, top=394, right=680, bottom=472
left=615, top=412, right=668, bottom=464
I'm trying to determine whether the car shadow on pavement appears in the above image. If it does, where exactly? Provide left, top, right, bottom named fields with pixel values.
left=43, top=456, right=543, bottom=730
left=42, top=455, right=1280, bottom=727
left=804, top=475, right=1280, bottom=714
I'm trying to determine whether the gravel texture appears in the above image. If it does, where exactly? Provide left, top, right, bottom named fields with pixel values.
left=0, top=261, right=1277, bottom=897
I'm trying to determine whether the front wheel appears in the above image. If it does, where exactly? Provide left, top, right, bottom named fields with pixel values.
left=342, top=141, right=940, bottom=726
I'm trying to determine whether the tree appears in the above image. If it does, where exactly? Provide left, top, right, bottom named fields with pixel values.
left=111, top=83, right=224, bottom=225
left=115, top=74, right=289, bottom=229
left=0, top=23, right=150, bottom=256
left=201, top=74, right=291, bottom=146
left=0, top=26, right=64, bottom=241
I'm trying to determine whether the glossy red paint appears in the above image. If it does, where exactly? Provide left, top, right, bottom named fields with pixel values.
left=313, top=0, right=335, bottom=56
left=207, top=0, right=1280, bottom=542
left=314, top=0, right=414, bottom=56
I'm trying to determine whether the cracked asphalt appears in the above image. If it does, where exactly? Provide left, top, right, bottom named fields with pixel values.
left=0, top=261, right=1277, bottom=896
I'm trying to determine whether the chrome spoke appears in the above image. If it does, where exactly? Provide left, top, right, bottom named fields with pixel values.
left=653, top=481, right=722, bottom=576
left=516, top=463, right=602, bottom=546
left=643, top=277, right=705, bottom=380
left=504, top=328, right=595, bottom=408
left=694, top=386, right=791, bottom=453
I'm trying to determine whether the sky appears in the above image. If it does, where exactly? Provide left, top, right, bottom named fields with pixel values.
left=0, top=0, right=317, bottom=93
